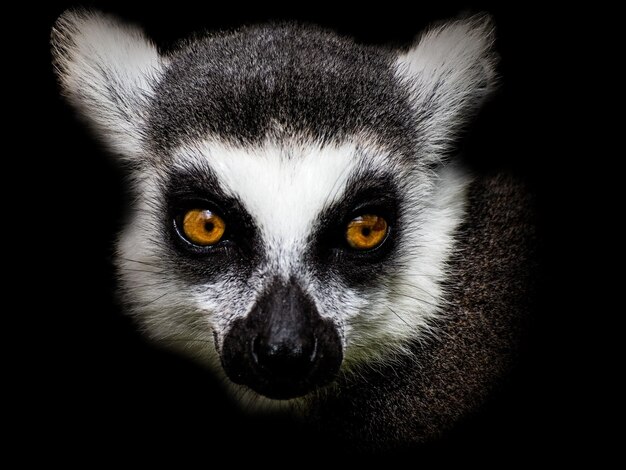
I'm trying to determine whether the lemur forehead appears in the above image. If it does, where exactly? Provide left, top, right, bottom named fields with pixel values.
left=168, top=139, right=399, bottom=242
left=145, top=23, right=417, bottom=155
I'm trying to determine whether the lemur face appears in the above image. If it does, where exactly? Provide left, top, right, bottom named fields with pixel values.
left=52, top=10, right=496, bottom=403
left=127, top=139, right=430, bottom=400
left=152, top=142, right=405, bottom=399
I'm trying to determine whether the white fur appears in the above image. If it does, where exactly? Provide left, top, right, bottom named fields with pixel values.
left=395, top=15, right=497, bottom=162
left=177, top=140, right=362, bottom=270
left=51, top=10, right=165, bottom=157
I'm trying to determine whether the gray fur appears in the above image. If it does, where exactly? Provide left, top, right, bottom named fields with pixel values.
left=147, top=24, right=416, bottom=156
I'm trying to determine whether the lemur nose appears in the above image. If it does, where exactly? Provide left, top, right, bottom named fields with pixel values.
left=221, top=277, right=343, bottom=400
left=252, top=334, right=318, bottom=379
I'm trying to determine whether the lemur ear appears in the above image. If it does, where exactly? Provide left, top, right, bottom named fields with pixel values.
left=51, top=10, right=165, bottom=159
left=396, top=14, right=498, bottom=158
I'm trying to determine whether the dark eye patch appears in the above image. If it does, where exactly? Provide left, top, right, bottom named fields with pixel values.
left=307, top=171, right=402, bottom=287
left=160, top=163, right=262, bottom=281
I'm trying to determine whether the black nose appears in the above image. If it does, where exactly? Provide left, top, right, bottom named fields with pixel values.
left=252, top=332, right=317, bottom=380
left=221, top=278, right=342, bottom=400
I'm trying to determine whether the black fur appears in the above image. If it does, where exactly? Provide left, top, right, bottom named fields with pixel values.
left=162, top=165, right=263, bottom=282
left=308, top=170, right=402, bottom=288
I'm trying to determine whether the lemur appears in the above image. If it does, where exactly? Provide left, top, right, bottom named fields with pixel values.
left=51, top=9, right=535, bottom=449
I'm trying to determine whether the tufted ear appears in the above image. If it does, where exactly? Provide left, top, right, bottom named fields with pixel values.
left=396, top=14, right=498, bottom=159
left=51, top=9, right=165, bottom=159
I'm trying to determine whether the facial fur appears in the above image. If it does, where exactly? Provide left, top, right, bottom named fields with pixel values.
left=52, top=10, right=497, bottom=407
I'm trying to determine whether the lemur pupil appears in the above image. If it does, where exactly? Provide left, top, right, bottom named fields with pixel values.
left=362, top=228, right=371, bottom=237
left=205, top=222, right=214, bottom=232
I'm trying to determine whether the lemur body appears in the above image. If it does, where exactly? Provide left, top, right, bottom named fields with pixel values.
left=52, top=11, right=534, bottom=448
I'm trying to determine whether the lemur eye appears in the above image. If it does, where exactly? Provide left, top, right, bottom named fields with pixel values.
left=181, top=209, right=226, bottom=246
left=345, top=214, right=388, bottom=250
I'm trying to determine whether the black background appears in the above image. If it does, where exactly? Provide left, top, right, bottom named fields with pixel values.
left=26, top=1, right=587, bottom=463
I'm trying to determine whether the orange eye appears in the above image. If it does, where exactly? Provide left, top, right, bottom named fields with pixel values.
left=181, top=209, right=226, bottom=246
left=345, top=214, right=388, bottom=250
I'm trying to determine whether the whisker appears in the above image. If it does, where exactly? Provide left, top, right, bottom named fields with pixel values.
left=126, top=281, right=174, bottom=289
left=137, top=291, right=172, bottom=308
left=119, top=268, right=167, bottom=275
left=385, top=279, right=442, bottom=298
left=387, top=306, right=412, bottom=328
left=159, top=338, right=213, bottom=344
left=120, top=257, right=162, bottom=268
left=388, top=290, right=440, bottom=309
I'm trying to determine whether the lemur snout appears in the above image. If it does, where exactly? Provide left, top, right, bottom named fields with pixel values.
left=221, top=278, right=343, bottom=399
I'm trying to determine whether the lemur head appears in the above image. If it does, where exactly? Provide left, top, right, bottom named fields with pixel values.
left=52, top=10, right=497, bottom=403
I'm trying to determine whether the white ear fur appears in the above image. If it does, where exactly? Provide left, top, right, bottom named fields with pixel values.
left=51, top=10, right=165, bottom=158
left=396, top=14, right=498, bottom=158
